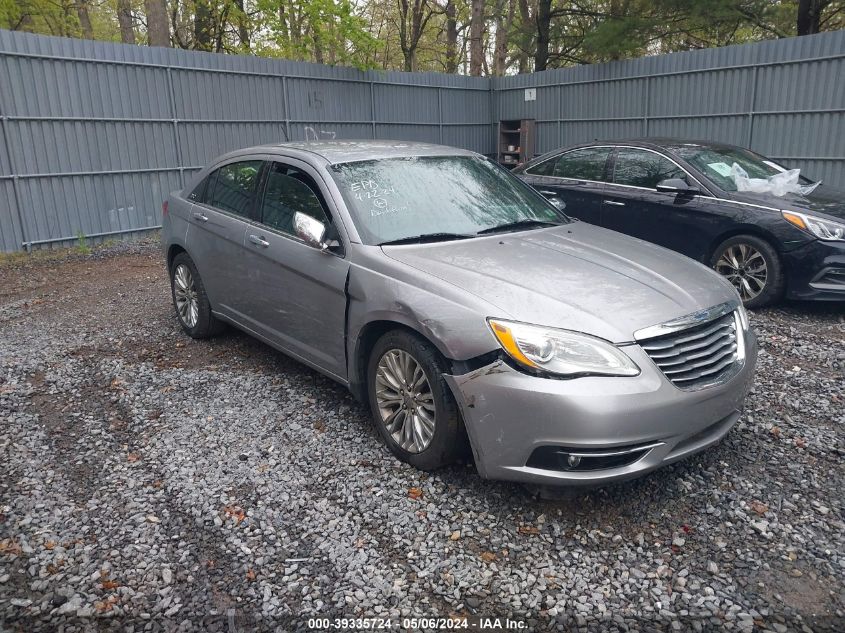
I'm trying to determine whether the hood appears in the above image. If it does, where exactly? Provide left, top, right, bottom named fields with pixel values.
left=382, top=223, right=738, bottom=344
left=727, top=183, right=845, bottom=221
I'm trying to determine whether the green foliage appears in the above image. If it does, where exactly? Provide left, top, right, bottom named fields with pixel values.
left=252, top=0, right=381, bottom=68
left=75, top=231, right=91, bottom=255
left=2, top=0, right=842, bottom=73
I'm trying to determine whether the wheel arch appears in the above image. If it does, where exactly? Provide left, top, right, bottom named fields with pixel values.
left=166, top=244, right=188, bottom=273
left=349, top=319, right=445, bottom=403
left=707, top=224, right=783, bottom=262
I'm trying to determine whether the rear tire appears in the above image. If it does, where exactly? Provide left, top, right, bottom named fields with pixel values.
left=710, top=234, right=784, bottom=309
left=170, top=252, right=225, bottom=339
left=367, top=330, right=465, bottom=471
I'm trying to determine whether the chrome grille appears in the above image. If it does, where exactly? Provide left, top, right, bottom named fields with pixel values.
left=639, top=311, right=740, bottom=390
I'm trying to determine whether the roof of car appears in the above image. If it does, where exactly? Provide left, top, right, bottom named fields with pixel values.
left=563, top=137, right=742, bottom=153
left=245, top=140, right=478, bottom=165
left=515, top=137, right=745, bottom=172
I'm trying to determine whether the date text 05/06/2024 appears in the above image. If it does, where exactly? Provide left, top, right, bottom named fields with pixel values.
left=306, top=617, right=528, bottom=630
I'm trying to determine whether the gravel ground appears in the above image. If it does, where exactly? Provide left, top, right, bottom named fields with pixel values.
left=1, top=240, right=843, bottom=633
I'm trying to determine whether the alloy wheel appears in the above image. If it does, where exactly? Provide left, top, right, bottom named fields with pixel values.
left=714, top=243, right=768, bottom=302
left=173, top=264, right=199, bottom=328
left=375, top=349, right=436, bottom=453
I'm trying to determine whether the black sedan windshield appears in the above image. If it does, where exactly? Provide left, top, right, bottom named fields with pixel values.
left=673, top=145, right=813, bottom=192
left=330, top=156, right=566, bottom=245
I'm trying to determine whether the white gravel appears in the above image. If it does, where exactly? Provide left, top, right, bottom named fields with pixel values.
left=0, top=242, right=843, bottom=632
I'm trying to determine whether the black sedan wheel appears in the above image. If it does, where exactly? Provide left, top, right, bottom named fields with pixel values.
left=711, top=235, right=784, bottom=308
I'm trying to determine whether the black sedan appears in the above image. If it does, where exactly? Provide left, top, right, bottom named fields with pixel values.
left=515, top=139, right=845, bottom=308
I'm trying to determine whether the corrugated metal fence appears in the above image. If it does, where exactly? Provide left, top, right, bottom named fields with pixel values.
left=0, top=28, right=843, bottom=252
left=0, top=30, right=491, bottom=251
left=496, top=30, right=845, bottom=189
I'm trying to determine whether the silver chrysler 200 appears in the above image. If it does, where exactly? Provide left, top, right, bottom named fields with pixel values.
left=161, top=141, right=757, bottom=486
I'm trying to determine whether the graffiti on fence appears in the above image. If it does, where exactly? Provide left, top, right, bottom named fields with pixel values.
left=304, top=126, right=337, bottom=141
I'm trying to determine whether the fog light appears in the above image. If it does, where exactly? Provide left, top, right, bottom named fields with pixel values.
left=567, top=454, right=581, bottom=468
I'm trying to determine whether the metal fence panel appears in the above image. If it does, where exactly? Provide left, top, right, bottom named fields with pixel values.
left=0, top=181, right=22, bottom=251
left=0, top=27, right=843, bottom=252
left=0, top=120, right=10, bottom=177
left=0, top=30, right=493, bottom=251
left=287, top=77, right=372, bottom=124
left=497, top=30, right=845, bottom=191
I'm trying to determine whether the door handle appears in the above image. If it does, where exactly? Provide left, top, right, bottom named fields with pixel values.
left=248, top=234, right=270, bottom=248
left=603, top=200, right=626, bottom=206
left=192, top=211, right=209, bottom=222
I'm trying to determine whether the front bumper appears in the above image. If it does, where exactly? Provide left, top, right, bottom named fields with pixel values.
left=445, top=331, right=757, bottom=486
left=783, top=239, right=845, bottom=301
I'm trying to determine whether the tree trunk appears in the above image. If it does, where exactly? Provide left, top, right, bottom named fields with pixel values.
left=797, top=0, right=822, bottom=35
left=494, top=0, right=514, bottom=75
left=445, top=0, right=458, bottom=73
left=236, top=0, right=249, bottom=49
left=517, top=0, right=530, bottom=73
left=534, top=0, right=552, bottom=71
left=117, top=0, right=136, bottom=44
left=77, top=1, right=94, bottom=39
left=145, top=0, right=171, bottom=47
left=469, top=0, right=485, bottom=76
left=193, top=0, right=213, bottom=50
left=313, top=29, right=324, bottom=64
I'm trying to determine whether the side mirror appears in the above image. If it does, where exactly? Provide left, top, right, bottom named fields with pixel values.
left=293, top=211, right=327, bottom=249
left=538, top=189, right=566, bottom=211
left=656, top=178, right=698, bottom=195
left=548, top=197, right=566, bottom=211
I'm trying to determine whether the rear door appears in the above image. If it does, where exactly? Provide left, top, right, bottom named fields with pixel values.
left=238, top=159, right=350, bottom=380
left=602, top=147, right=715, bottom=259
left=520, top=147, right=613, bottom=224
left=186, top=159, right=264, bottom=318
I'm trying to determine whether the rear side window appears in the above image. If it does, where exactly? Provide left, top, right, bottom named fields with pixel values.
left=188, top=175, right=209, bottom=202
left=613, top=149, right=685, bottom=189
left=206, top=160, right=263, bottom=216
left=524, top=156, right=556, bottom=176
left=260, top=163, right=330, bottom=236
left=552, top=147, right=612, bottom=181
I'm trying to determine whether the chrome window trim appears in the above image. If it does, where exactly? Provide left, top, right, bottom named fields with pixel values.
left=524, top=145, right=617, bottom=179
left=633, top=300, right=739, bottom=341
left=524, top=145, right=792, bottom=212
left=526, top=144, right=712, bottom=196
left=703, top=197, right=781, bottom=213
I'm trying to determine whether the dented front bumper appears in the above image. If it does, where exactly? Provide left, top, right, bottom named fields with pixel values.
left=444, top=334, right=757, bottom=486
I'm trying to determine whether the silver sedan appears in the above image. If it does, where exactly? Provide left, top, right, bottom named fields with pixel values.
left=161, top=141, right=757, bottom=486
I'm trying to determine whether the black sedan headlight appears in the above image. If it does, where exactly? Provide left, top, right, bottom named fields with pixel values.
left=782, top=210, right=845, bottom=241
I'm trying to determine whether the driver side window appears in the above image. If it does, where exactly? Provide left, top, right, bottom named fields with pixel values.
left=613, top=149, right=685, bottom=189
left=260, top=163, right=330, bottom=236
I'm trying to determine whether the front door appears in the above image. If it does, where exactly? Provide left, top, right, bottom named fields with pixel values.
left=238, top=159, right=350, bottom=380
left=601, top=147, right=711, bottom=260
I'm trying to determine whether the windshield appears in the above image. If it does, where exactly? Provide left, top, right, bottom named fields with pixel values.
left=329, top=156, right=567, bottom=245
left=673, top=145, right=814, bottom=192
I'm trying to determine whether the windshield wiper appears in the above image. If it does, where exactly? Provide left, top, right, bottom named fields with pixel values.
left=377, top=232, right=476, bottom=246
left=476, top=219, right=563, bottom=235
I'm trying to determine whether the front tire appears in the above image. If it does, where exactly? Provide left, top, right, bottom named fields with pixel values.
left=367, top=330, right=465, bottom=471
left=170, top=252, right=225, bottom=339
left=710, top=235, right=784, bottom=308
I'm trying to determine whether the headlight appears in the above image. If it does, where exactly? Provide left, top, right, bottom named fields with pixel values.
left=782, top=210, right=845, bottom=241
left=488, top=319, right=640, bottom=377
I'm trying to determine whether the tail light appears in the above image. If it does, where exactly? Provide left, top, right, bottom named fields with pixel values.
left=162, top=200, right=169, bottom=218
